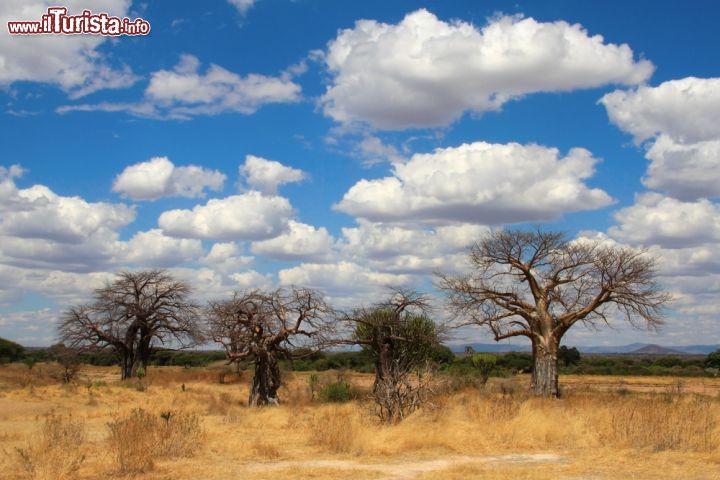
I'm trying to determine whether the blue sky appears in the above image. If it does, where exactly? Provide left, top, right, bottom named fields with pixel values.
left=1, top=0, right=720, bottom=347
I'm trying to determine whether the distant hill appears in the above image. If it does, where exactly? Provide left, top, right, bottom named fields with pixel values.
left=627, top=344, right=685, bottom=355
left=452, top=342, right=720, bottom=355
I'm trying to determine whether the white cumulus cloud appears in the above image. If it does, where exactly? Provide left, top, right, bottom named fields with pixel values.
left=158, top=192, right=293, bottom=240
left=340, top=221, right=489, bottom=274
left=118, top=229, right=204, bottom=267
left=601, top=77, right=720, bottom=200
left=610, top=193, right=720, bottom=248
left=278, top=261, right=411, bottom=306
left=335, top=141, right=613, bottom=224
left=112, top=156, right=226, bottom=200
left=239, top=155, right=306, bottom=194
left=322, top=9, right=653, bottom=130
left=251, top=220, right=334, bottom=261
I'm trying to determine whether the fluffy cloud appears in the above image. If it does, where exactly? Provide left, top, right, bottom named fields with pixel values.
left=170, top=267, right=272, bottom=302
left=118, top=229, right=204, bottom=267
left=642, top=136, right=720, bottom=200
left=322, top=9, right=652, bottom=129
left=112, top=157, right=226, bottom=200
left=278, top=261, right=410, bottom=306
left=601, top=77, right=720, bottom=200
left=251, top=220, right=334, bottom=261
left=335, top=141, right=613, bottom=224
left=601, top=77, right=720, bottom=145
left=0, top=185, right=134, bottom=244
left=340, top=221, right=488, bottom=273
left=0, top=168, right=135, bottom=271
left=60, top=55, right=301, bottom=119
left=610, top=193, right=720, bottom=248
left=158, top=191, right=293, bottom=240
left=0, top=265, right=114, bottom=308
left=239, top=155, right=306, bottom=194
left=200, top=242, right=254, bottom=274
left=145, top=54, right=301, bottom=116
left=229, top=270, right=272, bottom=290
left=0, top=0, right=138, bottom=97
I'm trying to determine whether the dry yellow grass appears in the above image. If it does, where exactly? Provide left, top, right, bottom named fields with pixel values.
left=1, top=365, right=719, bottom=479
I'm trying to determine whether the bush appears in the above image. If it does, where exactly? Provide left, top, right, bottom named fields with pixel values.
left=431, top=345, right=455, bottom=366
left=319, top=381, right=352, bottom=403
left=471, top=353, right=497, bottom=385
left=705, top=349, right=720, bottom=369
left=15, top=412, right=85, bottom=480
left=558, top=346, right=581, bottom=367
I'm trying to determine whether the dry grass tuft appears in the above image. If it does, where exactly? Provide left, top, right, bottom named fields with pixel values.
left=307, top=404, right=359, bottom=454
left=107, top=408, right=203, bottom=474
left=15, top=412, right=86, bottom=480
left=603, top=395, right=717, bottom=451
left=252, top=439, right=283, bottom=459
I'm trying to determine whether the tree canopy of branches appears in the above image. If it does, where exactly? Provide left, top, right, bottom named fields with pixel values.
left=440, top=229, right=670, bottom=397
left=347, top=289, right=442, bottom=423
left=59, top=270, right=202, bottom=380
left=206, top=287, right=335, bottom=406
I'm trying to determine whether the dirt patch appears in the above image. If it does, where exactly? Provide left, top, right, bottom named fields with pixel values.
left=244, top=453, right=563, bottom=479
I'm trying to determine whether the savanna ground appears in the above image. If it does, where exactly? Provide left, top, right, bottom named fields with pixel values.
left=1, top=364, right=720, bottom=480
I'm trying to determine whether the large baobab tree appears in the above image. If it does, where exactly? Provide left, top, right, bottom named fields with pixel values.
left=439, top=230, right=670, bottom=397
left=59, top=270, right=202, bottom=380
left=206, top=287, right=335, bottom=406
left=346, top=289, right=442, bottom=423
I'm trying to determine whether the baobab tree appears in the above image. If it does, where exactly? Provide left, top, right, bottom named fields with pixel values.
left=439, top=230, right=670, bottom=397
left=206, top=287, right=335, bottom=406
left=346, top=289, right=442, bottom=423
left=59, top=270, right=202, bottom=380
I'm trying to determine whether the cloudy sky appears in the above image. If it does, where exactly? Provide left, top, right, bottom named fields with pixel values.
left=1, top=0, right=719, bottom=348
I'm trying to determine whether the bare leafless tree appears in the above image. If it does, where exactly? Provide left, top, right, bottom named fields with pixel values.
left=345, top=288, right=443, bottom=423
left=439, top=229, right=671, bottom=397
left=59, top=270, right=202, bottom=380
left=206, top=287, right=336, bottom=406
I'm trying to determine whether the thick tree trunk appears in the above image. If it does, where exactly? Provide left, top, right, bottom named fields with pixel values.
left=121, top=351, right=134, bottom=380
left=532, top=336, right=560, bottom=397
left=131, top=335, right=152, bottom=377
left=248, top=351, right=281, bottom=406
left=373, top=341, right=392, bottom=396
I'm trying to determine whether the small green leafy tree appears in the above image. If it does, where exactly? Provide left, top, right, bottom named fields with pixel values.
left=558, top=346, right=581, bottom=367
left=470, top=353, right=497, bottom=386
left=348, top=289, right=443, bottom=423
left=705, top=349, right=720, bottom=369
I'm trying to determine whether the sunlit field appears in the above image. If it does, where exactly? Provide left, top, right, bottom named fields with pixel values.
left=1, top=364, right=719, bottom=480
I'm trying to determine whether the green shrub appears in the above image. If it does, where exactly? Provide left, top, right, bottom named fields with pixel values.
left=705, top=349, right=720, bottom=369
left=319, top=381, right=352, bottom=403
left=470, top=353, right=497, bottom=385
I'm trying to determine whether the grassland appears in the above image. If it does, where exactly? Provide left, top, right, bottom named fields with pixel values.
left=1, top=364, right=719, bottom=479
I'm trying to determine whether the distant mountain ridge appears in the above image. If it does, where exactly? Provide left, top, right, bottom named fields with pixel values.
left=452, top=342, right=720, bottom=355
